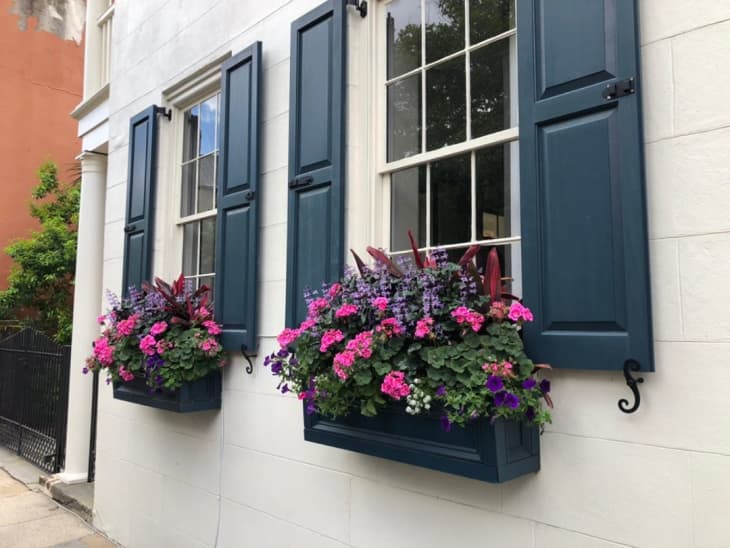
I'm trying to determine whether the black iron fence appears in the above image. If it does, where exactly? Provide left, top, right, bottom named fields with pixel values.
left=0, top=328, right=71, bottom=473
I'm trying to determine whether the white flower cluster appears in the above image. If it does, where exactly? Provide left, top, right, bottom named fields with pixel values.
left=405, top=378, right=432, bottom=415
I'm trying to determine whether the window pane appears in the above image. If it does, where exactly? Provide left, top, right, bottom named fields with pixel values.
left=181, top=162, right=196, bottom=217
left=200, top=217, right=216, bottom=275
left=426, top=55, right=466, bottom=151
left=182, top=222, right=199, bottom=276
left=476, top=144, right=510, bottom=239
left=425, top=0, right=465, bottom=64
left=182, top=105, right=199, bottom=162
left=199, top=95, right=218, bottom=156
left=471, top=39, right=510, bottom=137
left=387, top=73, right=422, bottom=161
left=390, top=165, right=426, bottom=252
left=386, top=0, right=421, bottom=79
left=431, top=153, right=470, bottom=245
left=470, top=0, right=514, bottom=45
left=197, top=154, right=215, bottom=213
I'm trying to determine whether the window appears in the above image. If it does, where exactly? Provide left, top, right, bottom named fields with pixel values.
left=178, top=93, right=220, bottom=299
left=379, top=0, right=520, bottom=292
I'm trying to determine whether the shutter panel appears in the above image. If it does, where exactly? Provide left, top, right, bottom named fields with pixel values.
left=122, top=106, right=159, bottom=296
left=215, top=42, right=262, bottom=352
left=518, top=1, right=653, bottom=371
left=285, top=0, right=346, bottom=327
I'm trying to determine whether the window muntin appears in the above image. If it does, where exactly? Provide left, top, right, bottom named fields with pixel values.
left=382, top=0, right=519, bottom=292
left=179, top=92, right=220, bottom=299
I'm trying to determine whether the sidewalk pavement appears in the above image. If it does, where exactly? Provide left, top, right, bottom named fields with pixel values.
left=0, top=448, right=116, bottom=548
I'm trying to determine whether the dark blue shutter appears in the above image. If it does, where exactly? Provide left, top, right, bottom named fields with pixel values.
left=215, top=42, right=262, bottom=352
left=122, top=106, right=159, bottom=295
left=518, top=1, right=653, bottom=371
left=285, top=1, right=346, bottom=326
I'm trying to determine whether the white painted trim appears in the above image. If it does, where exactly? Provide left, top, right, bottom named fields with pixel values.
left=70, top=84, right=110, bottom=120
left=378, top=127, right=519, bottom=174
left=372, top=0, right=521, bottom=263
left=162, top=53, right=230, bottom=109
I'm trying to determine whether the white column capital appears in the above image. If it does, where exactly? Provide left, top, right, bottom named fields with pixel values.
left=76, top=150, right=108, bottom=174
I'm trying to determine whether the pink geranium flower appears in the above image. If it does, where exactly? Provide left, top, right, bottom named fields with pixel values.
left=299, top=317, right=316, bottom=331
left=139, top=335, right=157, bottom=356
left=150, top=321, right=168, bottom=336
left=277, top=328, right=300, bottom=349
left=381, top=371, right=410, bottom=400
left=203, top=320, right=222, bottom=335
left=508, top=302, right=534, bottom=322
left=335, top=303, right=358, bottom=318
left=328, top=283, right=341, bottom=298
left=93, top=337, right=114, bottom=366
left=333, top=350, right=356, bottom=380
left=320, top=329, right=344, bottom=353
left=415, top=316, right=434, bottom=338
left=308, top=298, right=329, bottom=317
left=118, top=365, right=135, bottom=382
left=371, top=297, right=388, bottom=312
left=346, top=330, right=373, bottom=359
left=116, top=314, right=138, bottom=337
left=376, top=318, right=404, bottom=338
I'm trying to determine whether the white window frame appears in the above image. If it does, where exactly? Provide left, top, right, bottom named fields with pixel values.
left=369, top=0, right=522, bottom=292
left=157, top=54, right=231, bottom=285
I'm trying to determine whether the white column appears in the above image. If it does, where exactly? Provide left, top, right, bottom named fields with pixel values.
left=56, top=152, right=107, bottom=484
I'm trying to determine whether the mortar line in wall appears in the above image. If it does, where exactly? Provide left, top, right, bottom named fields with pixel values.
left=650, top=228, right=730, bottom=241
left=669, top=34, right=676, bottom=137
left=641, top=16, right=730, bottom=47
left=350, top=472, right=638, bottom=548
left=688, top=452, right=697, bottom=548
left=654, top=339, right=730, bottom=344
left=218, top=495, right=352, bottom=547
left=116, top=457, right=222, bottom=498
left=674, top=239, right=685, bottom=338
left=221, top=442, right=371, bottom=481
left=544, top=431, right=730, bottom=459
left=644, top=120, right=730, bottom=145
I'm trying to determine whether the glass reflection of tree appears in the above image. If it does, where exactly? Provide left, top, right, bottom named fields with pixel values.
left=388, top=0, right=514, bottom=269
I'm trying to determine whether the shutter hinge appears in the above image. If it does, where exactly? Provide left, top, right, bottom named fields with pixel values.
left=346, top=0, right=367, bottom=18
left=602, top=78, right=635, bottom=101
left=288, top=175, right=314, bottom=190
left=244, top=190, right=255, bottom=202
left=155, top=106, right=172, bottom=121
left=124, top=224, right=136, bottom=233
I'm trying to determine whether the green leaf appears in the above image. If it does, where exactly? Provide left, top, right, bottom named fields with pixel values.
left=353, top=369, right=373, bottom=386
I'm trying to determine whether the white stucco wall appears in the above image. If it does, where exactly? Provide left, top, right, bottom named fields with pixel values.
left=89, top=2, right=730, bottom=547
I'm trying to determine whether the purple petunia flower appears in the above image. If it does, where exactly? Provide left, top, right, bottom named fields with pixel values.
left=270, top=361, right=283, bottom=375
left=493, top=391, right=507, bottom=406
left=504, top=392, right=520, bottom=409
left=440, top=415, right=452, bottom=432
left=539, top=379, right=551, bottom=394
left=486, top=375, right=504, bottom=393
left=526, top=406, right=536, bottom=421
left=306, top=402, right=317, bottom=415
left=522, top=378, right=537, bottom=390
left=280, top=384, right=289, bottom=394
left=82, top=367, right=89, bottom=374
left=435, top=384, right=447, bottom=397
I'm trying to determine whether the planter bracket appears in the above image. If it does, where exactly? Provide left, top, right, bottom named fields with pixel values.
left=240, top=344, right=254, bottom=375
left=618, top=359, right=643, bottom=414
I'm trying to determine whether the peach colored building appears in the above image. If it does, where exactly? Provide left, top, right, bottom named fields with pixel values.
left=0, top=0, right=84, bottom=289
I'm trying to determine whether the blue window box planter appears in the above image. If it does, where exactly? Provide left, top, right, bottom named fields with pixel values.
left=113, top=371, right=221, bottom=412
left=304, top=404, right=540, bottom=483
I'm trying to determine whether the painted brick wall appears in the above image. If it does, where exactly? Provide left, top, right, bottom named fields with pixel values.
left=92, top=2, right=730, bottom=547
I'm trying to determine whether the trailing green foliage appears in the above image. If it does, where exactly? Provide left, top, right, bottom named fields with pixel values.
left=0, top=162, right=80, bottom=343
